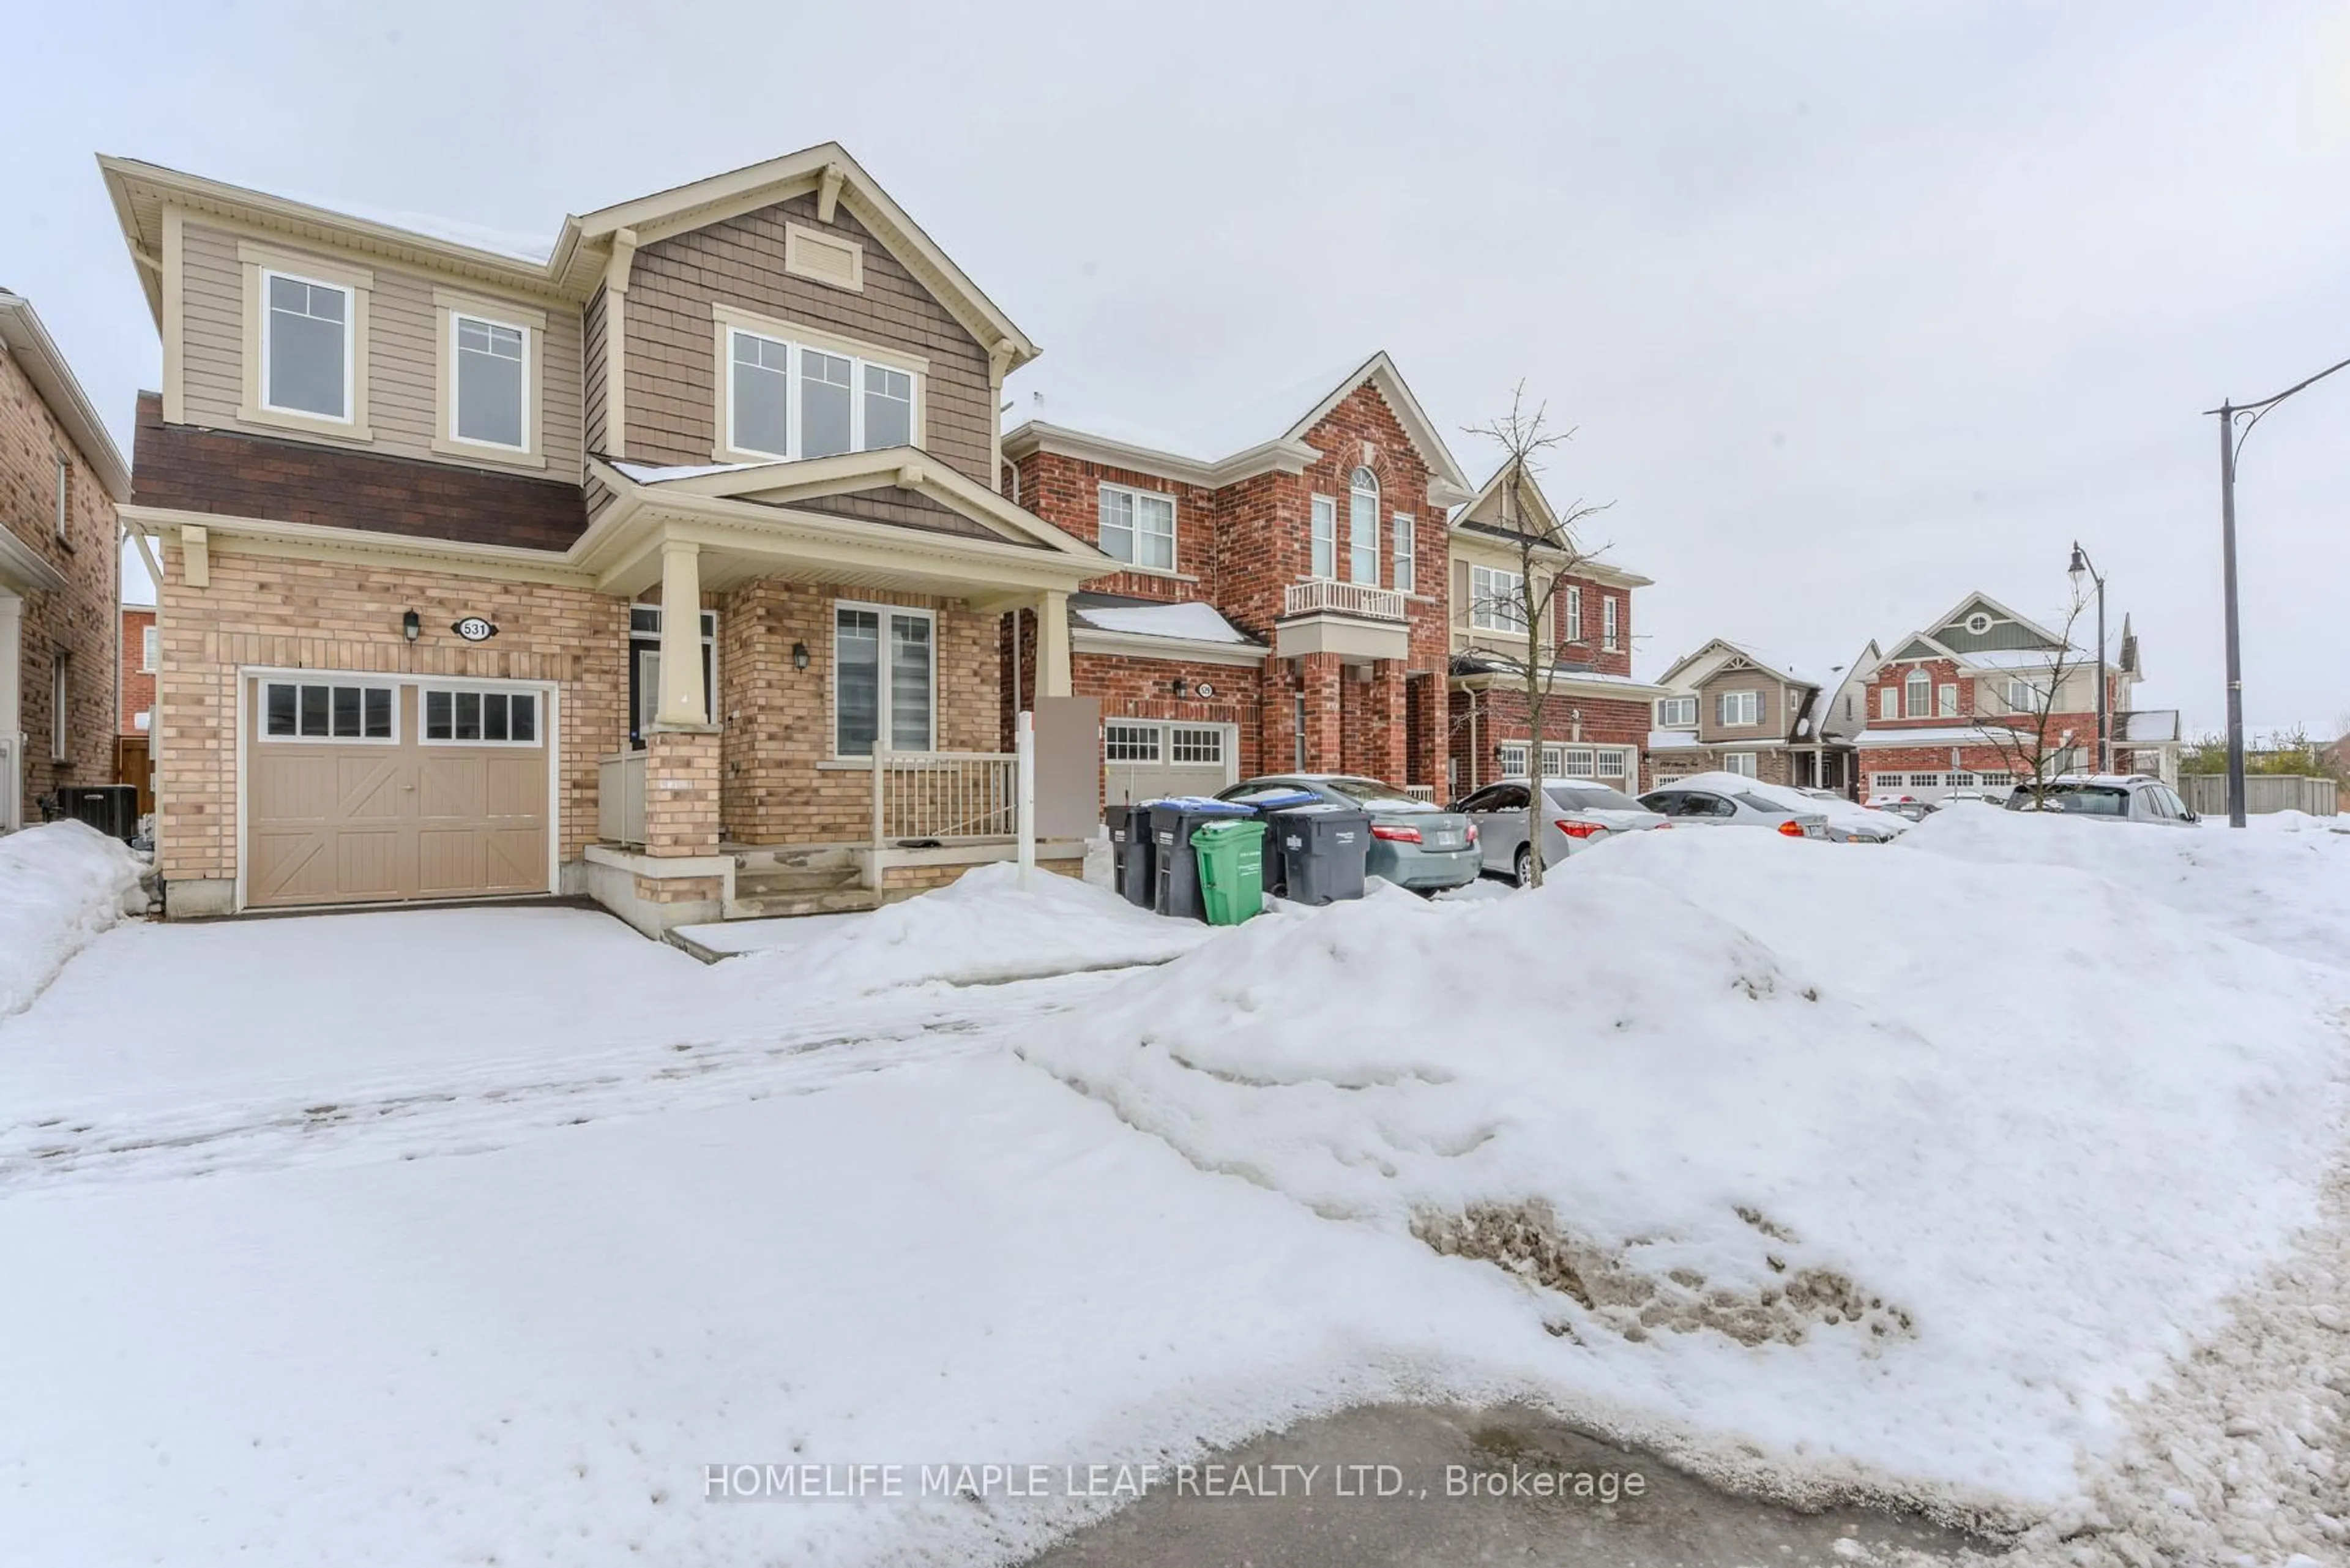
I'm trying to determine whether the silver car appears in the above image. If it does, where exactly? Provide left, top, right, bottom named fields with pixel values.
left=1638, top=785, right=1831, bottom=838
left=2004, top=775, right=2201, bottom=825
left=1450, top=778, right=1667, bottom=886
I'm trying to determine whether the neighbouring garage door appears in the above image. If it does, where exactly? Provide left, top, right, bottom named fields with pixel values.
left=245, top=678, right=551, bottom=909
left=1103, top=719, right=1237, bottom=805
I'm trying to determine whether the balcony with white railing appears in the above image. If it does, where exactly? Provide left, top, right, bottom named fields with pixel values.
left=1282, top=578, right=1408, bottom=622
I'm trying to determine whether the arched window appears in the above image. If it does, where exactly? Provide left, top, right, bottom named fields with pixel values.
left=1903, top=667, right=1931, bottom=719
left=1347, top=466, right=1379, bottom=584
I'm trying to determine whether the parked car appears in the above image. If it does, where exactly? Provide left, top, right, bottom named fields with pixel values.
left=1449, top=777, right=1668, bottom=885
left=1638, top=779, right=1831, bottom=839
left=1865, top=794, right=1939, bottom=822
left=1218, top=775, right=1483, bottom=891
left=2003, top=774, right=2200, bottom=826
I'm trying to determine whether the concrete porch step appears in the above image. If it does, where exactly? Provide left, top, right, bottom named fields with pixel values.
left=726, top=887, right=884, bottom=919
left=729, top=845, right=860, bottom=875
left=734, top=866, right=865, bottom=897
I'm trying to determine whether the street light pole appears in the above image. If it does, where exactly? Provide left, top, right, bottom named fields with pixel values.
left=2206, top=352, right=2350, bottom=830
left=2068, top=543, right=2108, bottom=774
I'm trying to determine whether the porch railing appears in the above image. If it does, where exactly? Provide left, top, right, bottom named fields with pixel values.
left=598, top=750, right=648, bottom=846
left=1403, top=783, right=1436, bottom=802
left=1283, top=578, right=1408, bottom=622
left=870, top=748, right=1018, bottom=843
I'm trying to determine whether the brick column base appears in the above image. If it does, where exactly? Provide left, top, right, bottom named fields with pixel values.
left=644, top=728, right=722, bottom=857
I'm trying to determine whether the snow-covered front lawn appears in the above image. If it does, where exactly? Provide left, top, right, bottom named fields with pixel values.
left=1, top=813, right=2344, bottom=1563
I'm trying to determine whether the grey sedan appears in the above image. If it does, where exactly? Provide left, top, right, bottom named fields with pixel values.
left=1638, top=785, right=1831, bottom=838
left=1450, top=778, right=1668, bottom=885
left=1219, top=775, right=1482, bottom=891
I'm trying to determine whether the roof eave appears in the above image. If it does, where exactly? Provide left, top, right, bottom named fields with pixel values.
left=0, top=291, right=132, bottom=499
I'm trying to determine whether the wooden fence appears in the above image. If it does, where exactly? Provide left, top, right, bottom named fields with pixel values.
left=2179, top=774, right=2339, bottom=817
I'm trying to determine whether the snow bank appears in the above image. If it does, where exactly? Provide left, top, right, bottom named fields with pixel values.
left=1900, top=805, right=2350, bottom=976
left=724, top=862, right=1218, bottom=996
left=1019, top=824, right=2349, bottom=1509
left=0, top=823, right=144, bottom=1018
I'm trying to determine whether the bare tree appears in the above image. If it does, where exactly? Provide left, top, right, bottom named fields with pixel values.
left=1969, top=582, right=2096, bottom=808
left=1463, top=385, right=1613, bottom=888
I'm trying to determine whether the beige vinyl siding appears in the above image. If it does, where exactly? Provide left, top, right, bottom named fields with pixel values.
left=1695, top=668, right=1786, bottom=743
left=621, top=190, right=992, bottom=483
left=174, top=218, right=584, bottom=479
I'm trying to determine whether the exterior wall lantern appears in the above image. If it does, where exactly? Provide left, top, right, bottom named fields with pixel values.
left=792, top=641, right=810, bottom=673
left=401, top=610, right=420, bottom=642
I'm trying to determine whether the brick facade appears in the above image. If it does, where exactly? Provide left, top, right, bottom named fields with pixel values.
left=642, top=729, right=721, bottom=857
left=717, top=579, right=1001, bottom=845
left=119, top=607, right=155, bottom=734
left=152, top=546, right=629, bottom=887
left=1014, top=378, right=1455, bottom=792
left=1, top=345, right=117, bottom=823
left=1447, top=682, right=1649, bottom=796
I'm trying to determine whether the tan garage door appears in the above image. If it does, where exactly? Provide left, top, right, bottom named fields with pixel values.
left=245, top=678, right=551, bottom=909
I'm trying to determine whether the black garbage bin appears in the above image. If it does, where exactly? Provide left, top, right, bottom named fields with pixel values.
left=58, top=784, right=140, bottom=843
left=1105, top=801, right=1157, bottom=909
left=1264, top=802, right=1371, bottom=905
left=1148, top=797, right=1254, bottom=920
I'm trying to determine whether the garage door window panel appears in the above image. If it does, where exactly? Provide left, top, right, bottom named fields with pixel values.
left=261, top=681, right=396, bottom=742
left=422, top=687, right=541, bottom=745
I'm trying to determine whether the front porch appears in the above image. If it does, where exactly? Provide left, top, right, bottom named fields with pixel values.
left=573, top=451, right=1110, bottom=936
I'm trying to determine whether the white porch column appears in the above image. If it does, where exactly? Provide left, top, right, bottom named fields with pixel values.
left=654, top=539, right=707, bottom=727
left=1036, top=589, right=1071, bottom=699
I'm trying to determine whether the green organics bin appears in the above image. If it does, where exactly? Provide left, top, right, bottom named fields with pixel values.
left=1190, top=818, right=1266, bottom=925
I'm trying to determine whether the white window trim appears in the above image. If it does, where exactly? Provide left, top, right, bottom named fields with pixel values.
left=140, top=625, right=159, bottom=673
left=1095, top=480, right=1178, bottom=573
left=1656, top=695, right=1696, bottom=728
left=1564, top=583, right=1583, bottom=642
left=1937, top=682, right=1960, bottom=718
left=1903, top=669, right=1932, bottom=719
left=1346, top=468, right=1381, bottom=586
left=1308, top=494, right=1337, bottom=580
left=256, top=267, right=359, bottom=428
left=1878, top=687, right=1899, bottom=721
left=1104, top=721, right=1162, bottom=764
left=1469, top=564, right=1528, bottom=633
left=832, top=599, right=938, bottom=759
left=53, top=455, right=69, bottom=542
left=1391, top=513, right=1416, bottom=594
left=50, top=653, right=69, bottom=764
left=1716, top=689, right=1761, bottom=728
left=256, top=678, right=403, bottom=745
left=1602, top=595, right=1619, bottom=651
left=418, top=684, right=545, bottom=747
left=1725, top=752, right=1759, bottom=778
left=711, top=303, right=927, bottom=466
left=433, top=288, right=547, bottom=469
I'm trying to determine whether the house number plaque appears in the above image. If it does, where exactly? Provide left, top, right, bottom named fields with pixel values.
left=452, top=616, right=499, bottom=643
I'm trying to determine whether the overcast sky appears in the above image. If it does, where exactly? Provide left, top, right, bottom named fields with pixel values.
left=11, top=1, right=2346, bottom=736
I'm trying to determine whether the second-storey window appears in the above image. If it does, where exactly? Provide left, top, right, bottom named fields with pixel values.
left=1904, top=668, right=1931, bottom=717
left=263, top=271, right=352, bottom=420
left=452, top=313, right=528, bottom=449
left=727, top=327, right=920, bottom=462
left=1938, top=682, right=1959, bottom=717
left=1391, top=513, right=1415, bottom=594
left=835, top=603, right=934, bottom=756
left=1097, top=483, right=1176, bottom=570
left=1717, top=690, right=1760, bottom=726
left=1347, top=467, right=1379, bottom=584
left=1310, top=495, right=1337, bottom=579
left=1469, top=564, right=1527, bottom=632
left=141, top=625, right=159, bottom=672
left=1602, top=595, right=1620, bottom=651
left=1564, top=583, right=1583, bottom=641
left=53, top=456, right=69, bottom=542
left=1656, top=695, right=1696, bottom=727
left=1879, top=686, right=1899, bottom=721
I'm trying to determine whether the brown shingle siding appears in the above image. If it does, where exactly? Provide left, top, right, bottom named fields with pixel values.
left=131, top=392, right=586, bottom=551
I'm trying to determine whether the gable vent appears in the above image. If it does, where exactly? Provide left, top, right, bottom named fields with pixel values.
left=783, top=222, right=865, bottom=293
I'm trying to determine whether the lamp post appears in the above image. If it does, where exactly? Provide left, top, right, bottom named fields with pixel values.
left=2208, top=354, right=2350, bottom=828
left=2067, top=543, right=2107, bottom=775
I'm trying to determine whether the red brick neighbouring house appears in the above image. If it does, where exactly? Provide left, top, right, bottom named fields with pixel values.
left=1002, top=353, right=1475, bottom=803
left=119, top=605, right=155, bottom=735
left=1850, top=592, right=2172, bottom=800
left=0, top=289, right=128, bottom=832
left=1442, top=462, right=1663, bottom=798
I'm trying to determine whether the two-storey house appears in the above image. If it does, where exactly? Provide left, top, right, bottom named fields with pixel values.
left=1849, top=591, right=2173, bottom=801
left=104, top=144, right=1113, bottom=929
left=1444, top=463, right=1662, bottom=798
left=1001, top=353, right=1474, bottom=803
left=1644, top=638, right=1860, bottom=791
left=0, top=289, right=127, bottom=832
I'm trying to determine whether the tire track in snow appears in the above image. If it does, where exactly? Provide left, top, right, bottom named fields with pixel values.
left=0, top=972, right=1117, bottom=1193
